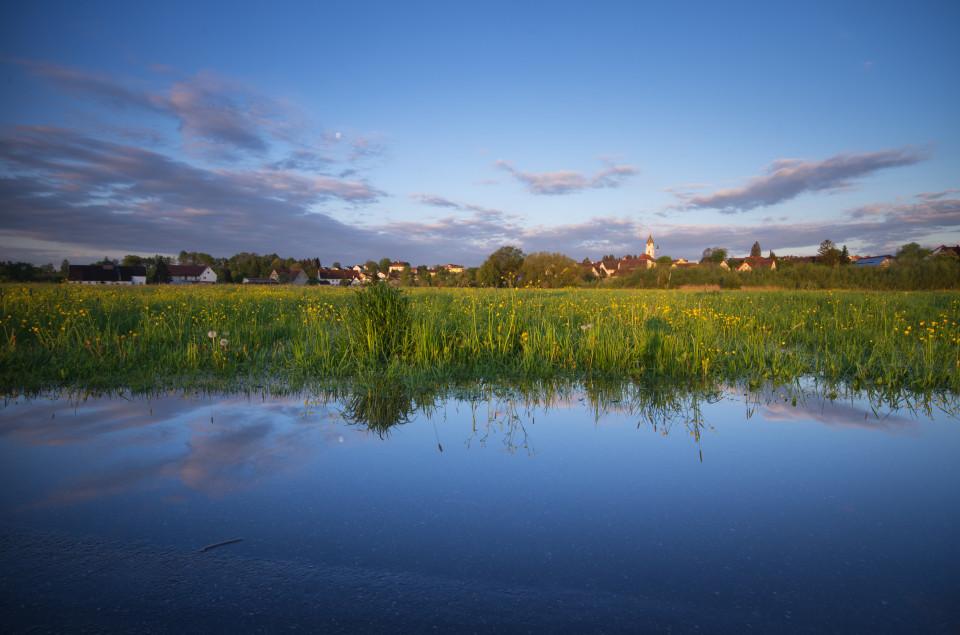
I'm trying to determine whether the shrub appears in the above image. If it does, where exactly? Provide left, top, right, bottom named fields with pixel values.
left=346, top=282, right=411, bottom=364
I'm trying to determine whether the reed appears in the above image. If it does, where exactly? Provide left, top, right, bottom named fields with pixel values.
left=1, top=284, right=957, bottom=394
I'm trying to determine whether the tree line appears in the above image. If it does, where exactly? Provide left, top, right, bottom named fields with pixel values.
left=2, top=240, right=957, bottom=290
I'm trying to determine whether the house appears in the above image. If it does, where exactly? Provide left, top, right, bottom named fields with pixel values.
left=270, top=268, right=309, bottom=285
left=443, top=264, right=465, bottom=274
left=168, top=265, right=217, bottom=284
left=69, top=264, right=146, bottom=285
left=316, top=268, right=361, bottom=285
left=580, top=261, right=602, bottom=277
left=388, top=261, right=408, bottom=274
left=608, top=254, right=657, bottom=276
left=853, top=256, right=894, bottom=268
left=736, top=257, right=777, bottom=272
left=932, top=245, right=960, bottom=258
left=698, top=261, right=730, bottom=270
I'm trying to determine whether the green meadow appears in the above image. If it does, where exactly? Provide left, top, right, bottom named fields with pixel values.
left=1, top=283, right=958, bottom=395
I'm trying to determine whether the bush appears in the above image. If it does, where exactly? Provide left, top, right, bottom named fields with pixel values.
left=346, top=281, right=411, bottom=364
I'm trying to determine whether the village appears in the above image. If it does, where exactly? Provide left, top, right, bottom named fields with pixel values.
left=63, top=235, right=960, bottom=286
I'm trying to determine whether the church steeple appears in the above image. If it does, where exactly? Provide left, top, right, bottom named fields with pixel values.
left=645, top=234, right=655, bottom=259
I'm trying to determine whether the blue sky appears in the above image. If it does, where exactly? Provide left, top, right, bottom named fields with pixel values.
left=1, top=0, right=957, bottom=267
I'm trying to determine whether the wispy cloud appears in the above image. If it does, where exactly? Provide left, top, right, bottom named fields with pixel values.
left=7, top=59, right=316, bottom=161
left=0, top=125, right=385, bottom=258
left=408, top=193, right=462, bottom=209
left=8, top=57, right=164, bottom=112
left=678, top=147, right=931, bottom=213
left=407, top=192, right=502, bottom=215
left=915, top=189, right=958, bottom=201
left=493, top=159, right=640, bottom=195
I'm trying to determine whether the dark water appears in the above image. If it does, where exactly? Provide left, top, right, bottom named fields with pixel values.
left=1, top=383, right=958, bottom=633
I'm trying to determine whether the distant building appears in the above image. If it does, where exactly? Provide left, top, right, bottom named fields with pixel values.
left=168, top=265, right=217, bottom=284
left=270, top=268, right=309, bottom=285
left=932, top=245, right=960, bottom=258
left=68, top=264, right=146, bottom=285
left=316, top=268, right=361, bottom=285
left=736, top=257, right=777, bottom=272
left=853, top=256, right=894, bottom=268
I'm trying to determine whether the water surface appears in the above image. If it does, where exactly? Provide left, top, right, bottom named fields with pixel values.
left=2, top=383, right=958, bottom=632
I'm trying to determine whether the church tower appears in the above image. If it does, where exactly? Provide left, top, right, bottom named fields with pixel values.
left=645, top=235, right=655, bottom=259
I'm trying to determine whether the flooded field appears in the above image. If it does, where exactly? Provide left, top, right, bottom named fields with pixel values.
left=2, top=382, right=958, bottom=632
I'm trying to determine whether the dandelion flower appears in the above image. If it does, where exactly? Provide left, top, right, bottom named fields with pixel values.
left=220, top=338, right=228, bottom=347
left=207, top=330, right=217, bottom=339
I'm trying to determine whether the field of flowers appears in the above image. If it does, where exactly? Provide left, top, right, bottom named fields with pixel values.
left=1, top=284, right=958, bottom=394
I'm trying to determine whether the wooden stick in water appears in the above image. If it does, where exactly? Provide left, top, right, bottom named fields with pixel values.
left=200, top=538, right=243, bottom=552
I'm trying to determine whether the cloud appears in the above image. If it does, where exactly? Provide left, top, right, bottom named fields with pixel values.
left=407, top=193, right=501, bottom=215
left=494, top=159, right=640, bottom=195
left=8, top=57, right=164, bottom=112
left=915, top=189, right=958, bottom=201
left=679, top=147, right=931, bottom=212
left=266, top=150, right=336, bottom=172
left=661, top=183, right=711, bottom=193
left=0, top=125, right=385, bottom=259
left=8, top=59, right=311, bottom=160
left=653, top=195, right=960, bottom=257
left=409, top=193, right=463, bottom=209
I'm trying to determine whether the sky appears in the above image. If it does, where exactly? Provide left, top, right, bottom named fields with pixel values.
left=1, top=0, right=958, bottom=267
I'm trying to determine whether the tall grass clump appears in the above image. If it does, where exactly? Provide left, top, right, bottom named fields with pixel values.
left=346, top=282, right=411, bottom=365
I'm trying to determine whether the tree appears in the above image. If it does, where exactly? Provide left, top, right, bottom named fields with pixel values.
left=656, top=255, right=673, bottom=264
left=122, top=254, right=146, bottom=267
left=840, top=245, right=851, bottom=265
left=378, top=257, right=392, bottom=274
left=399, top=265, right=415, bottom=287
left=0, top=262, right=40, bottom=282
left=479, top=245, right=525, bottom=287
left=519, top=252, right=579, bottom=288
left=701, top=247, right=728, bottom=264
left=750, top=242, right=761, bottom=258
left=895, top=242, right=931, bottom=264
left=332, top=261, right=341, bottom=269
left=817, top=240, right=841, bottom=267
left=60, top=259, right=70, bottom=276
left=150, top=258, right=172, bottom=284
left=768, top=250, right=777, bottom=260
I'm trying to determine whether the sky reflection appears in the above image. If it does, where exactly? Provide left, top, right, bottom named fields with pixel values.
left=1, top=382, right=958, bottom=632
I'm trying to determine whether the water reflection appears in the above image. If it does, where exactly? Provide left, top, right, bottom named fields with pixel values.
left=0, top=381, right=953, bottom=507
left=1, top=380, right=958, bottom=633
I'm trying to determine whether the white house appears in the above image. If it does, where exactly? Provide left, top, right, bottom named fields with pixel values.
left=167, top=265, right=217, bottom=284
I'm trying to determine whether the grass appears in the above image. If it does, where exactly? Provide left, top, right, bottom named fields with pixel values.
left=1, top=283, right=958, bottom=395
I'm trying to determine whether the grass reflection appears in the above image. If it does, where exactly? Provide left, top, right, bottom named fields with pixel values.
left=338, top=380, right=442, bottom=438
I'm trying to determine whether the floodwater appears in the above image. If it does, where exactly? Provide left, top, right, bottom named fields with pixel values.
left=1, top=382, right=958, bottom=633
